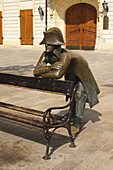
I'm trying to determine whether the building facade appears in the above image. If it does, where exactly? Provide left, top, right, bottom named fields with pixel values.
left=0, top=0, right=113, bottom=51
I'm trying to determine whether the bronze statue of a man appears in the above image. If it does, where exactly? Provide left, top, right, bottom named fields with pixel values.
left=33, top=27, right=100, bottom=135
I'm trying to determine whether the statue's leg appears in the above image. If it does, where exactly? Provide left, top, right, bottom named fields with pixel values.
left=65, top=72, right=77, bottom=123
left=71, top=97, right=76, bottom=122
left=71, top=81, right=87, bottom=135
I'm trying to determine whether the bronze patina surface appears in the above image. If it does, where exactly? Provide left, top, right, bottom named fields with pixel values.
left=33, top=27, right=100, bottom=135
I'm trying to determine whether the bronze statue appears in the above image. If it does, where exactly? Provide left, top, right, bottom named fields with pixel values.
left=33, top=27, right=100, bottom=135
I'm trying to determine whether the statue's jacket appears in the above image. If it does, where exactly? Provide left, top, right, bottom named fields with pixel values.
left=33, top=48, right=100, bottom=108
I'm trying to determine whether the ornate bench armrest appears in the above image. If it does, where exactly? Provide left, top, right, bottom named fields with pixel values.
left=43, top=85, right=77, bottom=125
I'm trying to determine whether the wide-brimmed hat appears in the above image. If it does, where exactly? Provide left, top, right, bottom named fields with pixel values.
left=40, top=27, right=65, bottom=45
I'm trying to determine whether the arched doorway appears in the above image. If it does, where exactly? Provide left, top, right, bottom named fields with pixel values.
left=66, top=3, right=97, bottom=50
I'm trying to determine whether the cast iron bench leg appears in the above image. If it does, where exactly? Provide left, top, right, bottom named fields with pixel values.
left=43, top=128, right=52, bottom=160
left=67, top=123, right=76, bottom=148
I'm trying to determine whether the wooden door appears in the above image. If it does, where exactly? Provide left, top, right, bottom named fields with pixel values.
left=0, top=11, right=3, bottom=45
left=66, top=4, right=82, bottom=49
left=82, top=4, right=97, bottom=50
left=20, top=9, right=33, bottom=45
left=66, top=3, right=97, bottom=50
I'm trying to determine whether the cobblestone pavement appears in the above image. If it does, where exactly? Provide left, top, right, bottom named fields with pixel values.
left=0, top=47, right=113, bottom=170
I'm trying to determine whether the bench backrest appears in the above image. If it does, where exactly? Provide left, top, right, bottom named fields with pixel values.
left=0, top=73, right=74, bottom=97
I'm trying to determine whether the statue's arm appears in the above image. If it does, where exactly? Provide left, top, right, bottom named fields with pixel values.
left=41, top=54, right=71, bottom=79
left=33, top=52, right=51, bottom=76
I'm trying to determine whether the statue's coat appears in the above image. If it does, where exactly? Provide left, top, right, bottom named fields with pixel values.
left=33, top=49, right=100, bottom=108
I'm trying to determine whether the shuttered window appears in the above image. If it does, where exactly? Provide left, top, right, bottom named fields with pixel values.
left=20, top=9, right=33, bottom=45
left=103, top=16, right=109, bottom=30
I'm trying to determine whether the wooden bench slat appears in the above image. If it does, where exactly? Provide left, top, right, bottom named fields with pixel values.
left=0, top=107, right=43, bottom=127
left=0, top=102, right=44, bottom=127
left=0, top=103, right=69, bottom=128
left=0, top=102, right=44, bottom=117
left=0, top=73, right=74, bottom=96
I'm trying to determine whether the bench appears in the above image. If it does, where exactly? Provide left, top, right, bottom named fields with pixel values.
left=0, top=73, right=77, bottom=159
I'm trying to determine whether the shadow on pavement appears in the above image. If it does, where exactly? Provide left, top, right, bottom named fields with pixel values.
left=83, top=108, right=102, bottom=124
left=0, top=108, right=102, bottom=157
left=0, top=65, right=35, bottom=75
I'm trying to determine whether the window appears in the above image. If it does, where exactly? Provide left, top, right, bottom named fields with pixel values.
left=103, top=16, right=109, bottom=30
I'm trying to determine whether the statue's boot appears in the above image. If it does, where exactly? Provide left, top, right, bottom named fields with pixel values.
left=71, top=117, right=82, bottom=135
left=71, top=82, right=87, bottom=136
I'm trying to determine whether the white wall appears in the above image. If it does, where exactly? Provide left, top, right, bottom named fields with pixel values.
left=34, top=0, right=45, bottom=45
left=34, top=0, right=51, bottom=45
left=102, top=0, right=113, bottom=50
left=1, top=0, right=113, bottom=50
left=3, top=0, right=19, bottom=46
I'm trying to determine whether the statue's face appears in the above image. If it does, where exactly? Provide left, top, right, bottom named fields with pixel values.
left=46, top=44, right=55, bottom=53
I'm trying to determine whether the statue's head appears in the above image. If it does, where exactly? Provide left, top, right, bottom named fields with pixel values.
left=40, top=27, right=65, bottom=45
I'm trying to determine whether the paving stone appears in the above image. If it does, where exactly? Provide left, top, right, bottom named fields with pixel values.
left=96, top=156, right=113, bottom=170
left=0, top=48, right=113, bottom=169
left=74, top=151, right=111, bottom=170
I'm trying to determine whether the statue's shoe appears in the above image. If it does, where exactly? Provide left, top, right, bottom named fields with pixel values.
left=71, top=124, right=81, bottom=136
